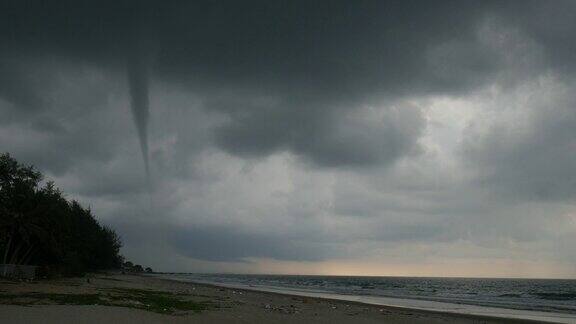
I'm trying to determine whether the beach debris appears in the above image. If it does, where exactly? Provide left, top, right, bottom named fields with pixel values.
left=379, top=308, right=392, bottom=315
left=261, top=303, right=300, bottom=314
left=123, top=299, right=145, bottom=306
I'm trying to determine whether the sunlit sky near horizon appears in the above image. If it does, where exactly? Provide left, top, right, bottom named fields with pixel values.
left=1, top=0, right=576, bottom=278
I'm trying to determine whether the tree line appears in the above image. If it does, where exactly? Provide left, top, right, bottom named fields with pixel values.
left=0, top=153, right=123, bottom=276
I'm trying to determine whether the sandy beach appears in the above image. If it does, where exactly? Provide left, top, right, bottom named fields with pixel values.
left=0, top=273, right=553, bottom=324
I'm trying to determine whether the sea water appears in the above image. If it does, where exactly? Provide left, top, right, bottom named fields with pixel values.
left=160, top=273, right=576, bottom=323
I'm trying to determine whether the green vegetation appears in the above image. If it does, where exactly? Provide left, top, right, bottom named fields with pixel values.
left=0, top=293, right=102, bottom=306
left=0, top=289, right=212, bottom=315
left=108, top=288, right=210, bottom=314
left=0, top=153, right=123, bottom=276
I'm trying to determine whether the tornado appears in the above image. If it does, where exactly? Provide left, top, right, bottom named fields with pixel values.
left=127, top=50, right=150, bottom=178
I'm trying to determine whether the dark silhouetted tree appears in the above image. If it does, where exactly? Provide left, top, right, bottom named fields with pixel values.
left=0, top=153, right=123, bottom=276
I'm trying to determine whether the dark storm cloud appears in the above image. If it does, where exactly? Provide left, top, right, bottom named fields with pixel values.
left=3, top=0, right=563, bottom=168
left=0, top=56, right=47, bottom=110
left=0, top=59, right=126, bottom=175
left=115, top=217, right=443, bottom=263
left=463, top=86, right=576, bottom=202
left=169, top=225, right=326, bottom=262
left=2, top=0, right=576, bottom=268
left=170, top=223, right=444, bottom=262
left=500, top=1, right=576, bottom=75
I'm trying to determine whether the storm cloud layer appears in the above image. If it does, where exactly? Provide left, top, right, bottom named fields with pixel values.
left=1, top=0, right=576, bottom=277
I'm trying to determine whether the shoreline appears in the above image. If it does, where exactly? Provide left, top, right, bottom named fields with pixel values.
left=0, top=273, right=571, bottom=323
left=158, top=275, right=575, bottom=324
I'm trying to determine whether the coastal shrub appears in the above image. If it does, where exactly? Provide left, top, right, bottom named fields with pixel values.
left=0, top=153, right=123, bottom=276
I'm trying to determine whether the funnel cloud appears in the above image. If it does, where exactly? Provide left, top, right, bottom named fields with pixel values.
left=127, top=47, right=151, bottom=178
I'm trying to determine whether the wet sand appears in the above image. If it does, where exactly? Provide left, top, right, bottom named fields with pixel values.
left=0, top=273, right=550, bottom=323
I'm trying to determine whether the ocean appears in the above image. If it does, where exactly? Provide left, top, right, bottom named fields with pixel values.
left=160, top=273, right=576, bottom=321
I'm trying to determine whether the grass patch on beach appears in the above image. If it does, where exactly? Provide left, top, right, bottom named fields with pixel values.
left=107, top=288, right=211, bottom=314
left=37, top=293, right=102, bottom=305
left=0, top=293, right=102, bottom=306
left=0, top=289, right=213, bottom=315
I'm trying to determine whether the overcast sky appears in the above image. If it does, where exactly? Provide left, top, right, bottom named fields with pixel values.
left=1, top=0, right=576, bottom=278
